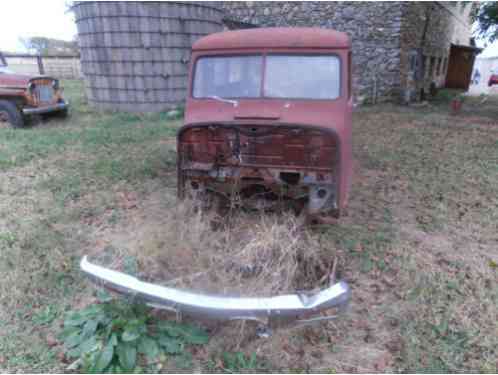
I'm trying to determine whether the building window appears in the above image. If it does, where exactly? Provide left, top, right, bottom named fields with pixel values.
left=442, top=57, right=448, bottom=73
left=437, top=57, right=442, bottom=75
left=429, top=56, right=435, bottom=78
left=409, top=52, right=418, bottom=72
left=459, top=2, right=467, bottom=14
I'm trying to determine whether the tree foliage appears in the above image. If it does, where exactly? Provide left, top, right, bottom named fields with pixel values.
left=473, top=2, right=498, bottom=43
left=19, top=36, right=79, bottom=56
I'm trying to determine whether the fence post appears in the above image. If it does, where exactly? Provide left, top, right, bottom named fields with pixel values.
left=37, top=55, right=45, bottom=75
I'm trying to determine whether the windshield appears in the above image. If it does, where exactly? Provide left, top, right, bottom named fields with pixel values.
left=265, top=55, right=340, bottom=99
left=193, top=54, right=341, bottom=100
left=193, top=55, right=262, bottom=98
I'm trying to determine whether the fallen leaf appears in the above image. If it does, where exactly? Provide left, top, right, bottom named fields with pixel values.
left=374, top=353, right=392, bottom=371
left=46, top=333, right=58, bottom=347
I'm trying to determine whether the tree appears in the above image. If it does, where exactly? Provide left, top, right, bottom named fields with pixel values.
left=19, top=36, right=79, bottom=56
left=473, top=2, right=498, bottom=43
left=20, top=37, right=50, bottom=55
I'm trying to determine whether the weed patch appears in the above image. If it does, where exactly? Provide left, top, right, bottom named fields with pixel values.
left=60, top=296, right=209, bottom=373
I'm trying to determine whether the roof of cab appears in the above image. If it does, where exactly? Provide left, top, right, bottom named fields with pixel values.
left=192, top=27, right=351, bottom=51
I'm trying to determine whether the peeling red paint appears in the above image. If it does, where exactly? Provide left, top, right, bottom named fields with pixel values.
left=179, top=28, right=353, bottom=219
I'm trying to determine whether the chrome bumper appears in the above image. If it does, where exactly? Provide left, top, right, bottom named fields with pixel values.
left=81, top=256, right=351, bottom=322
left=22, top=101, right=68, bottom=115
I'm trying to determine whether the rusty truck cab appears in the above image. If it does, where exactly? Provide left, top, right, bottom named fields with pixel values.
left=179, top=27, right=353, bottom=219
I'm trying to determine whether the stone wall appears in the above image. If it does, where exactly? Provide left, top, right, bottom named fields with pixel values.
left=223, top=1, right=404, bottom=103
left=223, top=1, right=474, bottom=103
left=399, top=2, right=474, bottom=101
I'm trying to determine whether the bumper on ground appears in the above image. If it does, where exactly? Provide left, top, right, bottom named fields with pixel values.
left=22, top=101, right=69, bottom=115
left=81, top=256, right=351, bottom=322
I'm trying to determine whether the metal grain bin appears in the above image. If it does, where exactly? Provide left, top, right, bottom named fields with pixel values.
left=73, top=2, right=223, bottom=112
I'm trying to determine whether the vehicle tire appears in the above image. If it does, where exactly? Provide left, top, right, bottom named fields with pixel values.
left=0, top=100, right=24, bottom=128
left=55, top=107, right=69, bottom=119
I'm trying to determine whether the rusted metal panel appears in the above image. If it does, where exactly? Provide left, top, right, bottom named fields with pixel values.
left=179, top=28, right=353, bottom=219
left=192, top=27, right=351, bottom=51
left=0, top=52, right=68, bottom=113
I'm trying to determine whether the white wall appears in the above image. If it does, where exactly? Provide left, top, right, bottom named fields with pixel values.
left=468, top=56, right=498, bottom=95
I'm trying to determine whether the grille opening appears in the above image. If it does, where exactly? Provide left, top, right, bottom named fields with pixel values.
left=280, top=172, right=300, bottom=185
left=240, top=184, right=278, bottom=200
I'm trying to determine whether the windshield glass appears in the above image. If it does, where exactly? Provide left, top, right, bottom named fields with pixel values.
left=193, top=54, right=341, bottom=100
left=265, top=55, right=340, bottom=99
left=193, top=55, right=262, bottom=98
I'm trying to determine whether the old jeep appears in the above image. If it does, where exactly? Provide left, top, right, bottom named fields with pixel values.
left=0, top=52, right=69, bottom=128
left=178, top=28, right=353, bottom=221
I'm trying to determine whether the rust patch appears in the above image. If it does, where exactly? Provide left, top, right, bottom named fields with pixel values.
left=178, top=123, right=340, bottom=217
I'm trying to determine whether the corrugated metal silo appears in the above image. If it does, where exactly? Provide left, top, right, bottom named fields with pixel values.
left=73, top=2, right=223, bottom=112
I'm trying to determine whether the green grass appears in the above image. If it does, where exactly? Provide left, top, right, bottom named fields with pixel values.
left=0, top=80, right=181, bottom=372
left=351, top=98, right=498, bottom=372
left=0, top=81, right=497, bottom=372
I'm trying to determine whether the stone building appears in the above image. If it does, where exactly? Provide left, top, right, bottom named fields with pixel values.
left=223, top=2, right=479, bottom=103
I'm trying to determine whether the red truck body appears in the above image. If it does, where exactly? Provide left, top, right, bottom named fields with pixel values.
left=178, top=28, right=353, bottom=220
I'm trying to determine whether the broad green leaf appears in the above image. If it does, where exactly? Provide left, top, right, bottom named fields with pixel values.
left=158, top=322, right=209, bottom=344
left=64, top=312, right=88, bottom=327
left=158, top=321, right=181, bottom=337
left=117, top=342, right=137, bottom=371
left=159, top=335, right=183, bottom=354
left=58, top=326, right=79, bottom=340
left=121, top=328, right=140, bottom=342
left=65, top=331, right=84, bottom=348
left=80, top=304, right=102, bottom=317
left=92, top=341, right=114, bottom=373
left=111, top=318, right=127, bottom=331
left=79, top=336, right=98, bottom=354
left=109, top=333, right=118, bottom=347
left=137, top=336, right=159, bottom=359
left=82, top=319, right=98, bottom=338
left=96, top=289, right=113, bottom=303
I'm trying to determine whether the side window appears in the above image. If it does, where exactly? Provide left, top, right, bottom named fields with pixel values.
left=193, top=55, right=262, bottom=98
left=408, top=49, right=420, bottom=80
left=422, top=55, right=427, bottom=78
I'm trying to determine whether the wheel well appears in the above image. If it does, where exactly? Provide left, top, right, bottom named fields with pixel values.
left=0, top=96, right=25, bottom=109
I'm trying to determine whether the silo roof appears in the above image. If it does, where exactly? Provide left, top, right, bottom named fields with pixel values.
left=192, top=27, right=351, bottom=51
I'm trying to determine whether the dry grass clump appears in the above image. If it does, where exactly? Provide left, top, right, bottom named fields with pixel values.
left=104, top=199, right=337, bottom=297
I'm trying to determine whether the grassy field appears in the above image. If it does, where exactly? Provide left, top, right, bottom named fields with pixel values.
left=0, top=81, right=497, bottom=372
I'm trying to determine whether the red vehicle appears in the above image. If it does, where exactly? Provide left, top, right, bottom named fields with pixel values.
left=178, top=27, right=353, bottom=221
left=488, top=71, right=498, bottom=86
left=0, top=52, right=68, bottom=128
